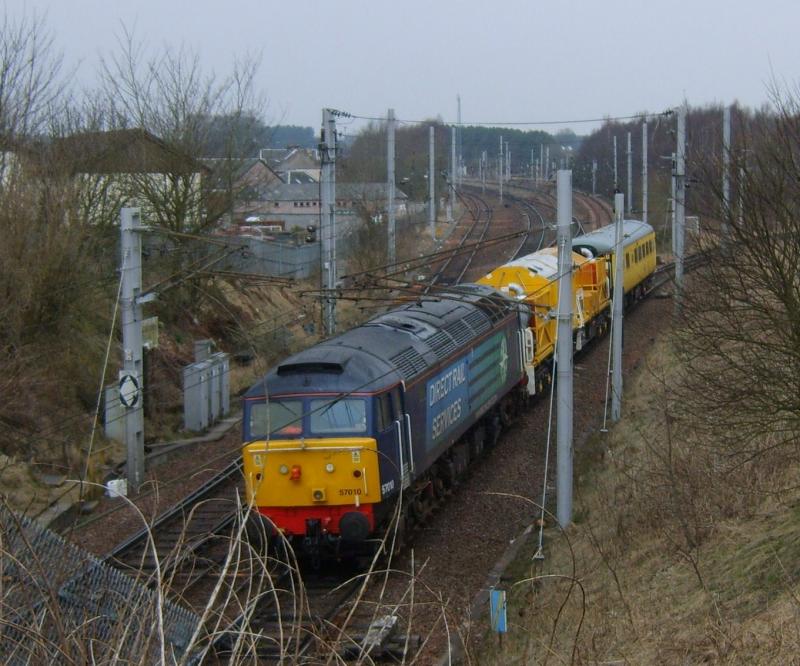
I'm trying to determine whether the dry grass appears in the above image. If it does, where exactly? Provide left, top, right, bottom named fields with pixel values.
left=0, top=486, right=460, bottom=665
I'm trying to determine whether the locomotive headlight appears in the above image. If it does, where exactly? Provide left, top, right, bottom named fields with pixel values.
left=325, top=463, right=335, bottom=473
left=279, top=465, right=289, bottom=475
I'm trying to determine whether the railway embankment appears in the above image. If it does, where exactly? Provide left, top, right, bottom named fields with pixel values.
left=477, top=318, right=800, bottom=663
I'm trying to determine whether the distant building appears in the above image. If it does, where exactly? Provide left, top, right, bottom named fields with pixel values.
left=259, top=147, right=321, bottom=184
left=249, top=182, right=408, bottom=232
left=51, top=128, right=209, bottom=229
left=202, top=157, right=283, bottom=224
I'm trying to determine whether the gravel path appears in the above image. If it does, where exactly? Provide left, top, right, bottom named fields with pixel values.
left=61, top=429, right=242, bottom=556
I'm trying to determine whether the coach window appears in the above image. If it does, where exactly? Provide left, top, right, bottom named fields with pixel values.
left=626, top=253, right=630, bottom=269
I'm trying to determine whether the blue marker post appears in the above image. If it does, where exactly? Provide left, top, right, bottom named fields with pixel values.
left=489, top=588, right=508, bottom=647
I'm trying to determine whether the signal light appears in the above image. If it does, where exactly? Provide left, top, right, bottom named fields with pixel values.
left=290, top=465, right=302, bottom=480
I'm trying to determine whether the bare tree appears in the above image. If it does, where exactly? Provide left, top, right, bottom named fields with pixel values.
left=675, top=86, right=800, bottom=465
left=0, top=10, right=65, bottom=144
left=95, top=27, right=266, bottom=232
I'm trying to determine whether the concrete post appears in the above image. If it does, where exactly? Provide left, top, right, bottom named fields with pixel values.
left=556, top=170, right=573, bottom=526
left=642, top=119, right=648, bottom=225
left=675, top=104, right=687, bottom=309
left=429, top=125, right=435, bottom=237
left=387, top=108, right=396, bottom=266
left=321, top=108, right=337, bottom=336
left=120, top=208, right=145, bottom=493
left=611, top=193, right=624, bottom=422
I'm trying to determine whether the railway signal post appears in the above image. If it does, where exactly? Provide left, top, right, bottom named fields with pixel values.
left=499, top=135, right=504, bottom=204
left=387, top=108, right=396, bottom=266
left=675, top=104, right=687, bottom=311
left=447, top=126, right=455, bottom=223
left=321, top=108, right=337, bottom=336
left=429, top=125, right=435, bottom=237
left=556, top=169, right=574, bottom=527
left=722, top=105, right=731, bottom=245
left=120, top=207, right=147, bottom=493
left=642, top=119, right=648, bottom=225
left=626, top=132, right=633, bottom=214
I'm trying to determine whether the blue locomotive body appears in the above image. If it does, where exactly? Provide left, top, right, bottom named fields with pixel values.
left=242, top=284, right=530, bottom=551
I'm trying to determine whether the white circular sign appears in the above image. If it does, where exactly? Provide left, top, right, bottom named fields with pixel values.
left=119, top=374, right=140, bottom=408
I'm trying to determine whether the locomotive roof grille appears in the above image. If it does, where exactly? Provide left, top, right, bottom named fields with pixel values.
left=463, top=309, right=492, bottom=334
left=427, top=330, right=459, bottom=360
left=445, top=319, right=474, bottom=346
left=390, top=347, right=428, bottom=380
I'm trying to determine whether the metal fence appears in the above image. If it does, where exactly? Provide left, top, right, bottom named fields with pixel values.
left=143, top=233, right=319, bottom=280
left=225, top=237, right=319, bottom=279
left=0, top=506, right=201, bottom=664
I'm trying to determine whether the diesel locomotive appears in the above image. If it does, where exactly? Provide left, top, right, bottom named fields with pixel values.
left=242, top=284, right=533, bottom=559
left=241, top=218, right=657, bottom=560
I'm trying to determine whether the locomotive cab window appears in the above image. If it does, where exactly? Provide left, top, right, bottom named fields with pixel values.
left=249, top=400, right=303, bottom=438
left=376, top=394, right=393, bottom=432
left=310, top=398, right=367, bottom=434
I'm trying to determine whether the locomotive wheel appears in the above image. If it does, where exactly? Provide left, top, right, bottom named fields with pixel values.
left=388, top=515, right=407, bottom=556
left=409, top=495, right=427, bottom=525
left=499, top=397, right=514, bottom=427
left=431, top=474, right=446, bottom=499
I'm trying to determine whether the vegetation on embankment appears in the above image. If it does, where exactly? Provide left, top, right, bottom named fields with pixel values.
left=480, top=326, right=800, bottom=663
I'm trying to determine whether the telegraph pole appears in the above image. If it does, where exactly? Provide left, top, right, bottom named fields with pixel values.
left=481, top=150, right=487, bottom=194
left=626, top=132, right=632, bottom=213
left=556, top=169, right=573, bottom=527
left=506, top=141, right=510, bottom=182
left=387, top=108, right=396, bottom=266
left=722, top=105, right=731, bottom=244
left=675, top=104, right=687, bottom=309
left=591, top=159, right=597, bottom=195
left=642, top=119, right=648, bottom=225
left=611, top=193, right=624, bottom=422
left=120, top=207, right=146, bottom=493
left=499, top=135, right=504, bottom=204
left=321, top=108, right=337, bottom=336
left=613, top=136, right=618, bottom=190
left=428, top=125, right=435, bottom=237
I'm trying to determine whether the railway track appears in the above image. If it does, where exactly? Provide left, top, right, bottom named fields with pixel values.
left=426, top=189, right=494, bottom=288
left=95, top=183, right=638, bottom=664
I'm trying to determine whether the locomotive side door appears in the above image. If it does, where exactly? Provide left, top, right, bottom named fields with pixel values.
left=390, top=386, right=414, bottom=489
left=375, top=387, right=413, bottom=494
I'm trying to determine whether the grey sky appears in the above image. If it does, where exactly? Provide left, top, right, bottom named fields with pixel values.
left=6, top=0, right=799, bottom=134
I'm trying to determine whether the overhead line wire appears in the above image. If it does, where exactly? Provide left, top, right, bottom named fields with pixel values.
left=352, top=109, right=674, bottom=127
